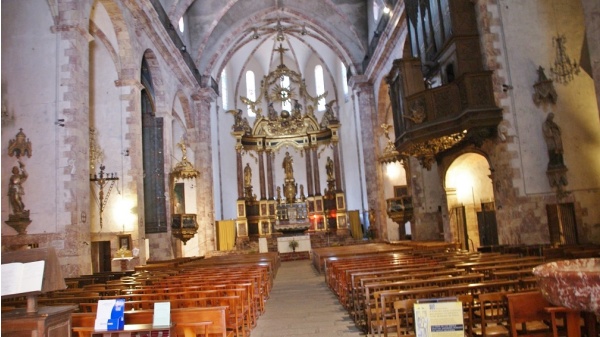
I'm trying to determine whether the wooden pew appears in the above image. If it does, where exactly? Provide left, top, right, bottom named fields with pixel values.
left=72, top=306, right=233, bottom=337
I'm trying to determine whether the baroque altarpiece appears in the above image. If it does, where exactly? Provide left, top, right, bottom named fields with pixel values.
left=229, top=45, right=347, bottom=241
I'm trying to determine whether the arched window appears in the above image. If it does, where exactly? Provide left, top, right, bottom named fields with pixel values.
left=178, top=17, right=184, bottom=33
left=246, top=70, right=256, bottom=117
left=281, top=75, right=291, bottom=111
left=315, top=65, right=325, bottom=111
left=373, top=1, right=381, bottom=20
left=221, top=68, right=228, bottom=110
left=341, top=62, right=348, bottom=99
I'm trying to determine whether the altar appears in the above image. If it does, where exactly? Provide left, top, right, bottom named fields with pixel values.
left=275, top=202, right=310, bottom=232
left=229, top=43, right=349, bottom=243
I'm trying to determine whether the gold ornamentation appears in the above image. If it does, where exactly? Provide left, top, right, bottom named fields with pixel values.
left=89, top=127, right=104, bottom=171
left=270, top=84, right=294, bottom=103
left=8, top=128, right=32, bottom=158
left=171, top=140, right=199, bottom=180
left=402, top=132, right=466, bottom=169
left=404, top=98, right=426, bottom=123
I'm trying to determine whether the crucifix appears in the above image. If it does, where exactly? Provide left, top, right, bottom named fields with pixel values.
left=275, top=43, right=288, bottom=66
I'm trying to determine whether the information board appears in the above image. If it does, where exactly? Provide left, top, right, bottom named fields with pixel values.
left=414, top=300, right=464, bottom=337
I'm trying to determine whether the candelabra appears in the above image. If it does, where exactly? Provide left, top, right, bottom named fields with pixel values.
left=550, top=35, right=580, bottom=85
left=90, top=165, right=119, bottom=228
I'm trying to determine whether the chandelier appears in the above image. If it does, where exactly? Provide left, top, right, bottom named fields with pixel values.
left=550, top=35, right=580, bottom=85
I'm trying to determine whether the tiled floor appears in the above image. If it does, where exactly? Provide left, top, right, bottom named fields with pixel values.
left=250, top=259, right=365, bottom=336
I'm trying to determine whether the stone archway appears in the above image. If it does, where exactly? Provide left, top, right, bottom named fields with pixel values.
left=444, top=152, right=495, bottom=251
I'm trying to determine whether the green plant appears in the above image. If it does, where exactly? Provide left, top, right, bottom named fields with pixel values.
left=289, top=239, right=299, bottom=251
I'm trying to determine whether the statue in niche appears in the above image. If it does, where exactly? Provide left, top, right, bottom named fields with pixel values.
left=542, top=113, right=564, bottom=167
left=282, top=152, right=294, bottom=180
left=326, top=156, right=334, bottom=181
left=244, top=163, right=252, bottom=187
left=8, top=161, right=28, bottom=216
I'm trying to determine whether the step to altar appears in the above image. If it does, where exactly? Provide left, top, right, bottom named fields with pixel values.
left=279, top=251, right=310, bottom=261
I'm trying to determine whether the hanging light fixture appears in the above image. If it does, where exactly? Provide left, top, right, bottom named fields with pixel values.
left=549, top=35, right=580, bottom=85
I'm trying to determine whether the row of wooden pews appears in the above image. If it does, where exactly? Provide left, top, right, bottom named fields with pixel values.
left=319, top=242, right=598, bottom=337
left=2, top=252, right=279, bottom=337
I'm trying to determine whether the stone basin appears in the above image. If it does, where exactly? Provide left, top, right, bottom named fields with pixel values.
left=532, top=258, right=600, bottom=314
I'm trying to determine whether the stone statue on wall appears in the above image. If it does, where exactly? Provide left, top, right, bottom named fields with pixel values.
left=542, top=112, right=564, bottom=167
left=8, top=161, right=28, bottom=216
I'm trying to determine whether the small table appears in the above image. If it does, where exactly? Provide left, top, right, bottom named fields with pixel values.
left=112, top=257, right=134, bottom=271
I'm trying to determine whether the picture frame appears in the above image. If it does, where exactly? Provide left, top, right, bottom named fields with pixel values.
left=394, top=185, right=408, bottom=198
left=117, top=234, right=132, bottom=250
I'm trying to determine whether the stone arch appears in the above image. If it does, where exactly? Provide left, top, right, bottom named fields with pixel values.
left=141, top=49, right=168, bottom=116
left=443, top=151, right=496, bottom=251
left=173, top=90, right=195, bottom=129
left=91, top=0, right=137, bottom=81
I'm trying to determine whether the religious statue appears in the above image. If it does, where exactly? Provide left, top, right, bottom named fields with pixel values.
left=292, top=99, right=302, bottom=119
left=282, top=152, right=294, bottom=180
left=542, top=113, right=564, bottom=167
left=268, top=103, right=278, bottom=120
left=320, top=100, right=337, bottom=129
left=244, top=163, right=252, bottom=187
left=8, top=161, right=28, bottom=215
left=228, top=109, right=251, bottom=134
left=326, top=156, right=334, bottom=181
left=276, top=186, right=282, bottom=202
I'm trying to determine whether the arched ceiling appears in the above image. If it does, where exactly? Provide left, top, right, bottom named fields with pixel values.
left=161, top=0, right=369, bottom=77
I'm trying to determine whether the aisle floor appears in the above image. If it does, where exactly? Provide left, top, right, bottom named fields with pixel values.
left=250, top=260, right=365, bottom=337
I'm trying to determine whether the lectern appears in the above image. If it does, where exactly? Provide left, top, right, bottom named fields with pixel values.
left=1, top=247, right=77, bottom=337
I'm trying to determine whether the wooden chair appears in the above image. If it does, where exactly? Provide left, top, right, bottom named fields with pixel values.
left=457, top=294, right=474, bottom=337
left=472, top=292, right=510, bottom=337
left=506, top=291, right=553, bottom=337
left=392, top=299, right=416, bottom=337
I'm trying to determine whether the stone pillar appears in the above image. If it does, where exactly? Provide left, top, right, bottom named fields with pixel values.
left=312, top=147, right=321, bottom=195
left=266, top=150, right=274, bottom=199
left=192, top=88, right=218, bottom=253
left=258, top=150, right=266, bottom=200
left=305, top=147, right=314, bottom=196
left=50, top=9, right=94, bottom=277
left=349, top=75, right=388, bottom=240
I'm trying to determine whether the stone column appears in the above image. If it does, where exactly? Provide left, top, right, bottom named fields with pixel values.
left=258, top=150, right=266, bottom=200
left=349, top=75, right=388, bottom=240
left=50, top=9, right=94, bottom=277
left=266, top=150, right=274, bottom=199
left=312, top=147, right=321, bottom=195
left=192, top=88, right=218, bottom=254
left=304, top=147, right=314, bottom=196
